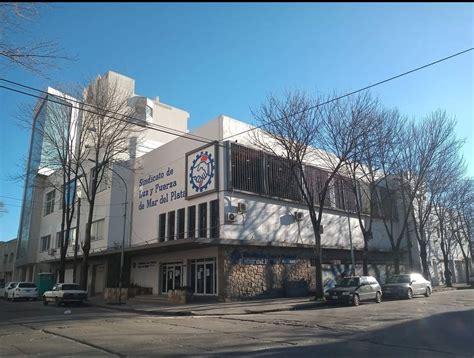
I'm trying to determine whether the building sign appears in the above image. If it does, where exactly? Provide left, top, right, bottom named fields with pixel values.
left=136, top=166, right=186, bottom=211
left=186, top=143, right=217, bottom=199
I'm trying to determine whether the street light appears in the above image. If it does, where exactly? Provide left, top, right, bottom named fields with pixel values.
left=88, top=159, right=128, bottom=304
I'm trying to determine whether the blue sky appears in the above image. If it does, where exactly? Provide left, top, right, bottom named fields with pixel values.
left=0, top=3, right=472, bottom=241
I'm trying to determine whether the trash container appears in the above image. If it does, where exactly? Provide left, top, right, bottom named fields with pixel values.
left=37, top=272, right=54, bottom=296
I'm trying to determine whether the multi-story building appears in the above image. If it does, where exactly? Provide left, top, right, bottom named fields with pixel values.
left=17, top=71, right=429, bottom=300
left=0, top=238, right=17, bottom=283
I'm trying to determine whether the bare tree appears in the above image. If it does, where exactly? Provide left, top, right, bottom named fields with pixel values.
left=451, top=178, right=473, bottom=284
left=77, top=75, right=142, bottom=290
left=251, top=91, right=377, bottom=299
left=376, top=111, right=463, bottom=274
left=0, top=3, right=71, bottom=76
left=343, top=106, right=400, bottom=275
left=408, top=112, right=464, bottom=280
left=15, top=88, right=82, bottom=282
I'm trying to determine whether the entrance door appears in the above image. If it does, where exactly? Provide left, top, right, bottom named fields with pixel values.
left=161, top=263, right=182, bottom=294
left=191, top=258, right=216, bottom=295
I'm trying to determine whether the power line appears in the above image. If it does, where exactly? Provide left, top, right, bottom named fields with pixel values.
left=222, top=47, right=474, bottom=141
left=0, top=77, right=216, bottom=145
left=0, top=84, right=216, bottom=146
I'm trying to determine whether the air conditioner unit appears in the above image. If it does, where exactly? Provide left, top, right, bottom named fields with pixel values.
left=237, top=202, right=247, bottom=214
left=226, top=212, right=237, bottom=223
left=294, top=211, right=304, bottom=221
left=48, top=248, right=56, bottom=255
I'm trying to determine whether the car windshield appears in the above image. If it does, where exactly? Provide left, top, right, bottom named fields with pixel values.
left=8, top=282, right=17, bottom=288
left=18, top=283, right=36, bottom=288
left=386, top=275, right=411, bottom=284
left=336, top=277, right=360, bottom=287
left=61, top=284, right=82, bottom=291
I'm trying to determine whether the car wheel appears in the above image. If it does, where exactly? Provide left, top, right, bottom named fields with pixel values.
left=55, top=297, right=61, bottom=307
left=42, top=296, right=48, bottom=306
left=352, top=294, right=360, bottom=306
left=424, top=286, right=432, bottom=297
left=406, top=288, right=413, bottom=299
left=375, top=291, right=382, bottom=303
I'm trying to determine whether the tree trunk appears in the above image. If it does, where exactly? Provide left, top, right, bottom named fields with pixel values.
left=362, top=232, right=370, bottom=276
left=314, top=237, right=324, bottom=299
left=393, top=249, right=400, bottom=274
left=465, top=259, right=470, bottom=285
left=80, top=210, right=93, bottom=290
left=419, top=241, right=431, bottom=281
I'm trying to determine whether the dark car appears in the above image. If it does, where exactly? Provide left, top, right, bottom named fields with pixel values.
left=325, top=276, right=382, bottom=306
left=382, top=273, right=432, bottom=299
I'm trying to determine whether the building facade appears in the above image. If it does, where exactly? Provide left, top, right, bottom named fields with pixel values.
left=17, top=71, right=467, bottom=301
left=0, top=239, right=17, bottom=283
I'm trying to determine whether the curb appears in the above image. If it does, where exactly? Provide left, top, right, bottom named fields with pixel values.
left=91, top=300, right=328, bottom=317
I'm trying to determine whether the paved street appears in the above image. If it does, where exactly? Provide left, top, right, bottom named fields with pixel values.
left=0, top=289, right=473, bottom=357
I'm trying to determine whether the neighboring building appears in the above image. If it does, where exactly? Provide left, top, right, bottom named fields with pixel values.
left=17, top=71, right=419, bottom=300
left=0, top=239, right=17, bottom=283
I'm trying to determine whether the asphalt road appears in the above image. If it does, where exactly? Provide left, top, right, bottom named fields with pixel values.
left=0, top=289, right=473, bottom=357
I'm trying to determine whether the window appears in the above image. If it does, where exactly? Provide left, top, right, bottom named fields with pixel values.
left=90, top=167, right=108, bottom=193
left=167, top=211, right=176, bottom=240
left=56, top=232, right=62, bottom=249
left=334, top=175, right=357, bottom=212
left=9, top=253, right=14, bottom=263
left=91, top=219, right=105, bottom=241
left=40, top=235, right=51, bottom=252
left=45, top=190, right=55, bottom=215
left=305, top=166, right=330, bottom=207
left=3, top=255, right=7, bottom=264
left=177, top=209, right=185, bottom=240
left=187, top=206, right=196, bottom=239
left=374, top=186, right=399, bottom=221
left=146, top=105, right=153, bottom=118
left=231, top=144, right=265, bottom=194
left=158, top=213, right=166, bottom=242
left=198, top=203, right=207, bottom=238
left=266, top=155, right=301, bottom=201
left=210, top=200, right=219, bottom=238
left=69, top=228, right=77, bottom=246
left=62, top=179, right=77, bottom=209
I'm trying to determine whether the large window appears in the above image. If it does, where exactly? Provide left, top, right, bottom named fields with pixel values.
left=167, top=211, right=176, bottom=240
left=334, top=175, right=357, bottom=212
left=304, top=166, right=330, bottom=207
left=45, top=190, right=55, bottom=215
left=266, top=155, right=300, bottom=201
left=91, top=219, right=105, bottom=241
left=55, top=232, right=62, bottom=249
left=198, top=203, right=207, bottom=238
left=177, top=208, right=185, bottom=240
left=373, top=186, right=399, bottom=221
left=158, top=213, right=166, bottom=242
left=90, top=167, right=108, bottom=193
left=210, top=200, right=219, bottom=238
left=187, top=206, right=196, bottom=239
left=231, top=144, right=265, bottom=194
left=40, top=235, right=51, bottom=252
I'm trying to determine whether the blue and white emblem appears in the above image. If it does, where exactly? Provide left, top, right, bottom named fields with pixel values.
left=189, top=151, right=215, bottom=192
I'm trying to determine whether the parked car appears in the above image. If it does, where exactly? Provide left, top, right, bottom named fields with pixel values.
left=325, top=276, right=382, bottom=306
left=7, top=282, right=38, bottom=301
left=43, top=283, right=88, bottom=306
left=382, top=273, right=432, bottom=299
left=3, top=282, right=17, bottom=299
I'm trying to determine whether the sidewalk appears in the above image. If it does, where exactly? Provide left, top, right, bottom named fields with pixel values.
left=89, top=296, right=326, bottom=316
left=90, top=284, right=472, bottom=317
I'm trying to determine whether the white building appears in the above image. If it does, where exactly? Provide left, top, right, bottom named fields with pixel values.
left=17, top=71, right=431, bottom=299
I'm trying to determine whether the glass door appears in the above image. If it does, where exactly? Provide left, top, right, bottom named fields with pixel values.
left=161, top=262, right=183, bottom=294
left=191, top=258, right=216, bottom=295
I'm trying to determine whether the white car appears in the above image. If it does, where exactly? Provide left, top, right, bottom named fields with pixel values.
left=3, top=282, right=17, bottom=299
left=43, top=283, right=88, bottom=306
left=7, top=282, right=38, bottom=301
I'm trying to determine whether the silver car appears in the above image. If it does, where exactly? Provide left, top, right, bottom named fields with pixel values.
left=382, top=273, right=432, bottom=299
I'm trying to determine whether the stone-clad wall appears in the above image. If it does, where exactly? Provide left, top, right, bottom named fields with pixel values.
left=221, top=246, right=314, bottom=300
left=219, top=245, right=407, bottom=300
